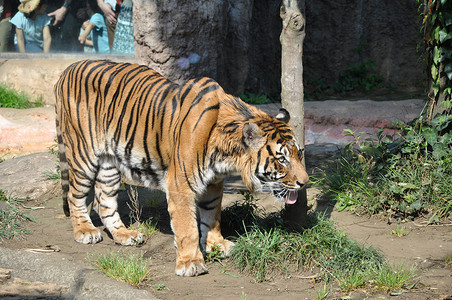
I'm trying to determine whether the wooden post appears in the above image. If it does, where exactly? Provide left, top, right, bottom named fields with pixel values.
left=280, top=0, right=308, bottom=227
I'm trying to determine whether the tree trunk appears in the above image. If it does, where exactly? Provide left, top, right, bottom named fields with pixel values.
left=280, top=0, right=308, bottom=227
left=427, top=62, right=452, bottom=121
left=422, top=0, right=452, bottom=122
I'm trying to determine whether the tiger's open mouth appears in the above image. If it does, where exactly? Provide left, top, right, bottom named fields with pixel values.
left=273, top=190, right=299, bottom=205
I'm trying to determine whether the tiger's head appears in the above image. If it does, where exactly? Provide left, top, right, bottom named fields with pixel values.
left=240, top=109, right=309, bottom=204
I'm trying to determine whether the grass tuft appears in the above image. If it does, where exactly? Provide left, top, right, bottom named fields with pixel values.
left=225, top=195, right=416, bottom=292
left=88, top=251, right=151, bottom=286
left=0, top=190, right=34, bottom=239
left=372, top=263, right=417, bottom=291
left=230, top=212, right=385, bottom=283
left=0, top=83, right=44, bottom=109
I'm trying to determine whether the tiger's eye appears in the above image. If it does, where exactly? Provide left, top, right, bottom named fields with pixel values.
left=298, top=149, right=304, bottom=159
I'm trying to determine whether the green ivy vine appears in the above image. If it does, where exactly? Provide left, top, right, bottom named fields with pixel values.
left=419, top=0, right=452, bottom=116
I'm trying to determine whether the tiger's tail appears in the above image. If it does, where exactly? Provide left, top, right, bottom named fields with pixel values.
left=54, top=90, right=71, bottom=217
left=55, top=113, right=70, bottom=217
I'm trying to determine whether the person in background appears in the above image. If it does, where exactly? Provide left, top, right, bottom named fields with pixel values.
left=78, top=0, right=108, bottom=54
left=111, top=0, right=133, bottom=54
left=77, top=7, right=93, bottom=53
left=0, top=0, right=18, bottom=51
left=46, top=0, right=68, bottom=26
left=97, top=0, right=116, bottom=51
left=47, top=0, right=84, bottom=52
left=9, top=0, right=51, bottom=53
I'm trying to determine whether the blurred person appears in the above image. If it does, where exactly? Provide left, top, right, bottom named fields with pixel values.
left=0, top=0, right=18, bottom=51
left=78, top=0, right=108, bottom=53
left=97, top=0, right=116, bottom=51
left=79, top=19, right=93, bottom=53
left=47, top=0, right=84, bottom=52
left=112, top=0, right=132, bottom=54
left=10, top=0, right=51, bottom=52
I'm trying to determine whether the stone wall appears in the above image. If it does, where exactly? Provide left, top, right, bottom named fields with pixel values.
left=134, top=0, right=424, bottom=98
left=304, top=0, right=423, bottom=88
left=0, top=58, right=78, bottom=104
left=0, top=55, right=135, bottom=105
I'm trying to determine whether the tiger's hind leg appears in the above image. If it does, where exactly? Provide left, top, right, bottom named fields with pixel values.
left=198, top=180, right=234, bottom=258
left=65, top=155, right=103, bottom=244
left=93, top=157, right=143, bottom=246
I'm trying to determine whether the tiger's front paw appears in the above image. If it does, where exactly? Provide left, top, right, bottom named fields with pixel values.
left=112, top=228, right=144, bottom=245
left=74, top=226, right=103, bottom=244
left=175, top=258, right=208, bottom=277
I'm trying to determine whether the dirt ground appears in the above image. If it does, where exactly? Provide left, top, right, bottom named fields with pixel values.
left=1, top=147, right=451, bottom=300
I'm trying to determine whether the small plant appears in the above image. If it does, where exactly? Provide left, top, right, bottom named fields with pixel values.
left=241, top=291, right=247, bottom=300
left=127, top=185, right=142, bottom=223
left=152, top=283, right=166, bottom=291
left=221, top=190, right=265, bottom=236
left=42, top=140, right=61, bottom=182
left=126, top=186, right=158, bottom=238
left=47, top=141, right=59, bottom=157
left=42, top=169, right=61, bottom=182
left=336, top=269, right=369, bottom=291
left=0, top=190, right=34, bottom=239
left=88, top=251, right=151, bottom=286
left=391, top=224, right=407, bottom=237
left=444, top=254, right=452, bottom=267
left=205, top=243, right=223, bottom=262
left=0, top=83, right=44, bottom=109
left=372, top=263, right=416, bottom=291
left=331, top=61, right=384, bottom=95
left=239, top=92, right=272, bottom=105
left=312, top=283, right=330, bottom=300
left=129, top=219, right=157, bottom=238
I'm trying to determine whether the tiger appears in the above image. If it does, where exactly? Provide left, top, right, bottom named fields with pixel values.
left=54, top=59, right=309, bottom=277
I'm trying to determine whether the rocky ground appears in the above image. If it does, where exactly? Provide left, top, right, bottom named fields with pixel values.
left=1, top=99, right=451, bottom=299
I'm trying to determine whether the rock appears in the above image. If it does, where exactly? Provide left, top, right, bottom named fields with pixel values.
left=0, top=106, right=56, bottom=157
left=0, top=152, right=60, bottom=200
left=0, top=268, right=12, bottom=283
left=0, top=277, right=66, bottom=298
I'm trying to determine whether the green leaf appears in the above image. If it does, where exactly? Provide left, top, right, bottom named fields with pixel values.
left=344, top=128, right=354, bottom=136
left=432, top=143, right=448, bottom=159
left=431, top=63, right=439, bottom=80
left=433, top=46, right=441, bottom=64
left=444, top=12, right=452, bottom=26
left=442, top=48, right=452, bottom=60
left=439, top=132, right=452, bottom=145
left=445, top=87, right=452, bottom=95
left=398, top=182, right=417, bottom=190
left=428, top=213, right=440, bottom=225
left=445, top=63, right=452, bottom=80
left=421, top=127, right=438, bottom=146
left=439, top=30, right=452, bottom=43
left=431, top=114, right=452, bottom=131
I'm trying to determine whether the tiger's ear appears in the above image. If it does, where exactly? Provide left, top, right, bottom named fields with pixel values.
left=275, top=108, right=290, bottom=123
left=243, top=123, right=266, bottom=150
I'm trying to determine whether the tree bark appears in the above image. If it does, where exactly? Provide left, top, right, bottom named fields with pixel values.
left=422, top=0, right=452, bottom=122
left=280, top=0, right=308, bottom=227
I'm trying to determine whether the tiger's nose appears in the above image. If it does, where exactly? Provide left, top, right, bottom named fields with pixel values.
left=296, top=178, right=309, bottom=188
